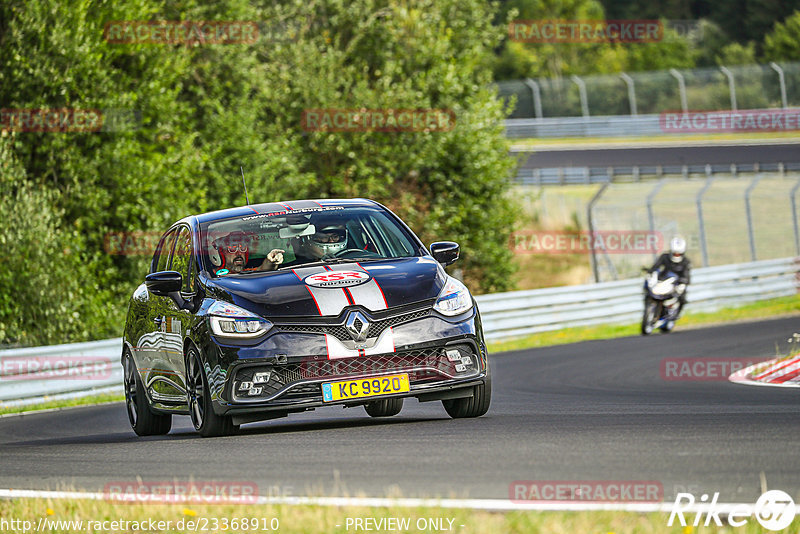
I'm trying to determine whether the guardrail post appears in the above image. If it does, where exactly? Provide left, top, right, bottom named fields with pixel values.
left=524, top=78, right=543, bottom=119
left=669, top=69, right=688, bottom=113
left=696, top=177, right=714, bottom=267
left=588, top=181, right=610, bottom=283
left=571, top=75, right=590, bottom=117
left=770, top=62, right=788, bottom=109
left=791, top=178, right=800, bottom=255
left=620, top=73, right=637, bottom=116
left=744, top=176, right=763, bottom=261
left=719, top=66, right=737, bottom=111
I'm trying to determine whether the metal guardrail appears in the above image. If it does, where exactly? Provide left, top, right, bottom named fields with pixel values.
left=476, top=257, right=799, bottom=340
left=0, top=338, right=122, bottom=405
left=512, top=162, right=800, bottom=186
left=1, top=257, right=797, bottom=404
left=505, top=108, right=800, bottom=139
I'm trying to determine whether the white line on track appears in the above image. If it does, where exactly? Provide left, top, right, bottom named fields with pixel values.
left=0, top=488, right=760, bottom=513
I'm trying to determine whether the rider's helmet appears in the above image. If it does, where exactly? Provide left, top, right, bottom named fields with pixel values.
left=669, top=236, right=687, bottom=263
left=303, top=224, right=348, bottom=258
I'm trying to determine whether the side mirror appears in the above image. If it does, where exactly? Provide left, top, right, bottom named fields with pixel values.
left=430, top=241, right=460, bottom=266
left=145, top=271, right=182, bottom=297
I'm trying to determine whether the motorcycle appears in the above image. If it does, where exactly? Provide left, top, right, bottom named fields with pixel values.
left=641, top=270, right=683, bottom=335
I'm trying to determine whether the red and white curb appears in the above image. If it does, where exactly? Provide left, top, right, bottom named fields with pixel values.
left=729, top=354, right=800, bottom=388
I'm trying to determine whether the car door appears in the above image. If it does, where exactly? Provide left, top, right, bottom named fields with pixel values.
left=141, top=227, right=182, bottom=406
left=160, top=224, right=197, bottom=401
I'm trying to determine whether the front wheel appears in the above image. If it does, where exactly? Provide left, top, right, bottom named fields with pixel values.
left=186, top=347, right=238, bottom=438
left=124, top=351, right=171, bottom=436
left=442, top=362, right=492, bottom=418
left=641, top=299, right=659, bottom=336
left=364, top=397, right=403, bottom=417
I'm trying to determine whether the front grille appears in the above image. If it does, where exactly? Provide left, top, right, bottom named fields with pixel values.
left=274, top=309, right=430, bottom=342
left=232, top=345, right=479, bottom=403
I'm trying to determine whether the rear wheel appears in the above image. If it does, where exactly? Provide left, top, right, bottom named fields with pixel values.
left=443, top=361, right=492, bottom=418
left=124, top=351, right=171, bottom=436
left=364, top=397, right=403, bottom=417
left=641, top=299, right=659, bottom=335
left=186, top=347, right=238, bottom=438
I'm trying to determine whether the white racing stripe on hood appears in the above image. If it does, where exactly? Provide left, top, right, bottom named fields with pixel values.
left=293, top=266, right=349, bottom=316
left=325, top=263, right=388, bottom=311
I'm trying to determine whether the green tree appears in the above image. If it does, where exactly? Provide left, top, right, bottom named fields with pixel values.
left=764, top=10, right=800, bottom=61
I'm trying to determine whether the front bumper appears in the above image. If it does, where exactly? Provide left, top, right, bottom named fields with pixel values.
left=200, top=305, right=488, bottom=419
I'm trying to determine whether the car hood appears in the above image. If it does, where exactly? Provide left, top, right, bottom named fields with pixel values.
left=206, top=257, right=446, bottom=318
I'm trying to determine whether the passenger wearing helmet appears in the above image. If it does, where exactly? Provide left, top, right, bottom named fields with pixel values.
left=649, top=236, right=691, bottom=315
left=210, top=231, right=284, bottom=274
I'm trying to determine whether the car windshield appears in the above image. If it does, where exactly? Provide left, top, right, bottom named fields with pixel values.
left=200, top=205, right=421, bottom=276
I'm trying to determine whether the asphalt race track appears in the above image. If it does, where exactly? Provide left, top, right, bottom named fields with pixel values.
left=1, top=317, right=799, bottom=503
left=515, top=142, right=800, bottom=169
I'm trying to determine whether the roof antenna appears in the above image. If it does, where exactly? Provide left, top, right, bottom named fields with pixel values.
left=240, top=166, right=250, bottom=205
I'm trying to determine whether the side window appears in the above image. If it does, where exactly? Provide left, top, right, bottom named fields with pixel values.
left=153, top=229, right=177, bottom=273
left=170, top=226, right=196, bottom=294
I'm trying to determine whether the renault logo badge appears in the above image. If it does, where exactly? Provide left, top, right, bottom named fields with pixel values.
left=345, top=311, right=370, bottom=342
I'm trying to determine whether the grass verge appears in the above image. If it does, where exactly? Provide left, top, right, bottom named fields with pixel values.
left=0, top=498, right=792, bottom=533
left=0, top=391, right=124, bottom=417
left=487, top=294, right=800, bottom=354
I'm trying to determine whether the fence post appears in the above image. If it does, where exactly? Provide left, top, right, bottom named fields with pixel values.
left=744, top=176, right=763, bottom=261
left=571, top=75, right=590, bottom=117
left=646, top=178, right=667, bottom=234
left=791, top=178, right=800, bottom=255
left=669, top=69, right=688, bottom=113
left=524, top=78, right=543, bottom=119
left=588, top=181, right=610, bottom=283
left=620, top=73, right=637, bottom=116
left=719, top=66, right=737, bottom=111
left=769, top=62, right=788, bottom=109
left=696, top=177, right=714, bottom=267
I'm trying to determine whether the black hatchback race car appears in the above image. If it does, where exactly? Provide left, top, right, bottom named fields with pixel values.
left=122, top=199, right=490, bottom=437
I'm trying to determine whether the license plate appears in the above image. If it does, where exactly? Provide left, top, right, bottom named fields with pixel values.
left=322, top=373, right=410, bottom=402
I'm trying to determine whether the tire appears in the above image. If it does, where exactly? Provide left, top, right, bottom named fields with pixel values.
left=364, top=397, right=403, bottom=417
left=186, top=347, right=238, bottom=438
left=442, top=360, right=492, bottom=418
left=641, top=299, right=659, bottom=336
left=124, top=351, right=172, bottom=436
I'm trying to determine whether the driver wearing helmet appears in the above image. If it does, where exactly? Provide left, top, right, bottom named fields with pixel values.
left=279, top=224, right=349, bottom=268
left=211, top=231, right=285, bottom=274
left=649, top=236, right=691, bottom=315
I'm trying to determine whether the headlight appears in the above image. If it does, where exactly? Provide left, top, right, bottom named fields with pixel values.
left=208, top=301, right=273, bottom=339
left=433, top=276, right=474, bottom=316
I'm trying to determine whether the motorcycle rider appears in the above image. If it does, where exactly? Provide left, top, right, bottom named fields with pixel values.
left=648, top=236, right=691, bottom=316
